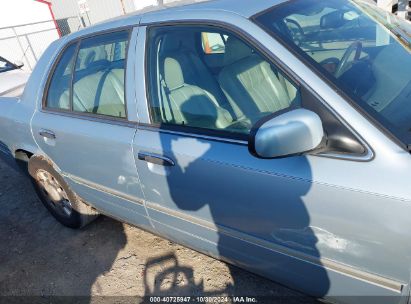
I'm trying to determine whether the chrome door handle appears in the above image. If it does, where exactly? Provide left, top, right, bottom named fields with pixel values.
left=138, top=152, right=175, bottom=167
left=39, top=130, right=56, bottom=139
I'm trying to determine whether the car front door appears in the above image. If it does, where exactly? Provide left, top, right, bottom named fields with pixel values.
left=133, top=22, right=409, bottom=302
left=31, top=28, right=151, bottom=228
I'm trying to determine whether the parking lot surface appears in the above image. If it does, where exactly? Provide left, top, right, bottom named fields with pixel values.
left=0, top=155, right=320, bottom=304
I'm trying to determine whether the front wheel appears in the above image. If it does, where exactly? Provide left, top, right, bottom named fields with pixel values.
left=28, top=156, right=99, bottom=229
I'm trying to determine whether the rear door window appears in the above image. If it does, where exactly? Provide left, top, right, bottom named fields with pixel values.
left=45, top=30, right=129, bottom=119
left=73, top=31, right=129, bottom=118
left=45, top=43, right=77, bottom=110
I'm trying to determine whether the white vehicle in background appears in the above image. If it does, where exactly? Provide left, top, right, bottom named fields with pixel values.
left=0, top=56, right=30, bottom=97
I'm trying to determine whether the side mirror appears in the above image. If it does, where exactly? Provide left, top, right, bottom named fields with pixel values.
left=249, top=109, right=325, bottom=159
left=14, top=61, right=24, bottom=68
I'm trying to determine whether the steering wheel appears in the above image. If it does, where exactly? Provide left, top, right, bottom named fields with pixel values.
left=285, top=18, right=305, bottom=46
left=335, top=41, right=363, bottom=78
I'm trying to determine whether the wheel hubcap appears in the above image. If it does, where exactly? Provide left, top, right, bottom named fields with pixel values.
left=36, top=170, right=72, bottom=217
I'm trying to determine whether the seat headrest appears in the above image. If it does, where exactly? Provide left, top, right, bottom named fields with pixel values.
left=224, top=36, right=253, bottom=66
left=161, top=32, right=184, bottom=53
left=164, top=57, right=185, bottom=91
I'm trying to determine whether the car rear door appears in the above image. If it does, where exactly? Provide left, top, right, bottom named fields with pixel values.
left=31, top=28, right=151, bottom=229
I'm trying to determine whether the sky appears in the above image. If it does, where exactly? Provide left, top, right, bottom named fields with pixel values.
left=134, top=0, right=158, bottom=10
left=1, top=0, right=53, bottom=28
left=0, top=0, right=59, bottom=68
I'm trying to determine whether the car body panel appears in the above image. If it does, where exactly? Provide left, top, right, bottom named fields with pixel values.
left=0, top=1, right=410, bottom=303
left=0, top=40, right=65, bottom=160
left=0, top=69, right=30, bottom=97
left=149, top=210, right=406, bottom=303
left=0, top=56, right=30, bottom=97
left=133, top=126, right=411, bottom=300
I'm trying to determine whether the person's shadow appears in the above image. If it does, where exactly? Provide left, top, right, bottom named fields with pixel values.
left=151, top=100, right=330, bottom=301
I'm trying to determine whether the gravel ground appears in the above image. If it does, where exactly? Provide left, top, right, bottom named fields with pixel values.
left=0, top=155, right=320, bottom=304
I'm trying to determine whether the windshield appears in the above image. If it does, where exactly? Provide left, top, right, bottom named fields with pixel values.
left=254, top=0, right=411, bottom=145
left=0, top=57, right=16, bottom=73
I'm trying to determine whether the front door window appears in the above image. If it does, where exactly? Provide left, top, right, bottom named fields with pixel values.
left=146, top=25, right=300, bottom=137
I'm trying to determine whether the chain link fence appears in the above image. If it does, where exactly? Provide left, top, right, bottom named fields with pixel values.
left=0, top=17, right=84, bottom=71
left=57, top=16, right=88, bottom=36
left=0, top=0, right=213, bottom=71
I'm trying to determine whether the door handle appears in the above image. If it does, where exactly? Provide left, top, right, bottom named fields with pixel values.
left=138, top=152, right=175, bottom=167
left=39, top=129, right=56, bottom=140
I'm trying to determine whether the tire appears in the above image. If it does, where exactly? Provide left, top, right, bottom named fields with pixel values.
left=28, top=156, right=99, bottom=229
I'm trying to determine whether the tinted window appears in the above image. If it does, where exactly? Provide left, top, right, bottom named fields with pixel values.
left=255, top=0, right=411, bottom=145
left=46, top=43, right=77, bottom=110
left=147, top=26, right=300, bottom=137
left=73, top=31, right=129, bottom=118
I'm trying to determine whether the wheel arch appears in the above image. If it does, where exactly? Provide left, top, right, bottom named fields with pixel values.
left=14, top=149, right=34, bottom=161
left=27, top=154, right=62, bottom=179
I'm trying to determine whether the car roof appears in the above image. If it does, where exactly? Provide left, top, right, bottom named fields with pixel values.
left=139, top=0, right=284, bottom=19
left=67, top=0, right=285, bottom=40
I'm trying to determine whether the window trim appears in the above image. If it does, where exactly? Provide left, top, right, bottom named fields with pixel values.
left=142, top=20, right=373, bottom=161
left=70, top=41, right=81, bottom=112
left=42, top=40, right=78, bottom=113
left=42, top=27, right=133, bottom=122
left=138, top=122, right=249, bottom=146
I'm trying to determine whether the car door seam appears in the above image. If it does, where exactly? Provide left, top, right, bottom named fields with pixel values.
left=131, top=128, right=156, bottom=230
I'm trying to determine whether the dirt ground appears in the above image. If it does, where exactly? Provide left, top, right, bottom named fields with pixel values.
left=0, top=155, right=320, bottom=304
